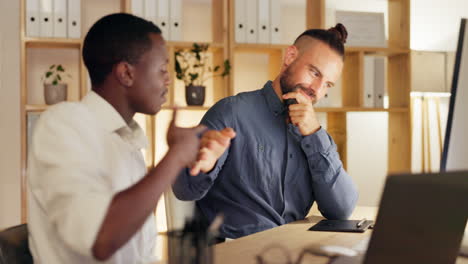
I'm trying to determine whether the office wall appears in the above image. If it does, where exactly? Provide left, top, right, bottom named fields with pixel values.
left=411, top=0, right=468, bottom=51
left=0, top=0, right=21, bottom=229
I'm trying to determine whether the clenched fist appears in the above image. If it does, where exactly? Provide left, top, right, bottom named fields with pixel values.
left=282, top=91, right=321, bottom=136
left=167, top=109, right=207, bottom=167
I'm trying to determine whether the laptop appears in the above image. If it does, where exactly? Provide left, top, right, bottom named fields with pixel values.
left=331, top=171, right=468, bottom=264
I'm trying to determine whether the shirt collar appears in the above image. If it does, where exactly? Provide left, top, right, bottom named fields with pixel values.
left=261, top=81, right=287, bottom=116
left=81, top=91, right=148, bottom=149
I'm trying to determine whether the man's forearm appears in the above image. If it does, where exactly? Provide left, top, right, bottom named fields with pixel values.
left=313, top=167, right=358, bottom=220
left=92, top=149, right=184, bottom=261
left=302, top=129, right=358, bottom=219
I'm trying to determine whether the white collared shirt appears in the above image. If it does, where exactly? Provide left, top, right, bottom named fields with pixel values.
left=27, top=91, right=157, bottom=264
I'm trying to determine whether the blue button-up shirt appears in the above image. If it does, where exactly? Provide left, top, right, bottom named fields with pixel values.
left=173, top=81, right=358, bottom=239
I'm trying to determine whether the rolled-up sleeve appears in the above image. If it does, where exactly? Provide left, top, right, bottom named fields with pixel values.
left=301, top=128, right=358, bottom=220
left=28, top=106, right=113, bottom=258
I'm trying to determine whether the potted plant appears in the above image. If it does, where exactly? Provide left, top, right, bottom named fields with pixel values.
left=42, top=64, right=70, bottom=105
left=175, top=43, right=230, bottom=106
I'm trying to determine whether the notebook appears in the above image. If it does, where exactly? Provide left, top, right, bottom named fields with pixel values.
left=330, top=171, right=468, bottom=264
left=309, top=219, right=373, bottom=233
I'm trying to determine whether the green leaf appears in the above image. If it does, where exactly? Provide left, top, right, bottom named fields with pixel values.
left=57, top=74, right=62, bottom=81
left=213, top=65, right=220, bottom=72
left=57, top=65, right=65, bottom=72
left=49, top=64, right=55, bottom=70
left=175, top=59, right=182, bottom=75
left=222, top=59, right=231, bottom=77
left=189, top=73, right=199, bottom=81
left=52, top=80, right=58, bottom=85
left=45, top=71, right=53, bottom=78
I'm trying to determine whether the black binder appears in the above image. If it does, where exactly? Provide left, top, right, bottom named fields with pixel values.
left=308, top=219, right=374, bottom=233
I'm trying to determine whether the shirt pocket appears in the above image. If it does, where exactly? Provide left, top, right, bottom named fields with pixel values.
left=240, top=141, right=276, bottom=191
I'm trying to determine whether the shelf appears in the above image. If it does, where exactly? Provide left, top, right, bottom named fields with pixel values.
left=25, top=104, right=48, bottom=112
left=159, top=105, right=408, bottom=113
left=346, top=46, right=411, bottom=56
left=315, top=107, right=409, bottom=113
left=233, top=43, right=289, bottom=53
left=232, top=43, right=410, bottom=56
left=168, top=41, right=224, bottom=52
left=23, top=37, right=82, bottom=49
left=162, top=105, right=211, bottom=111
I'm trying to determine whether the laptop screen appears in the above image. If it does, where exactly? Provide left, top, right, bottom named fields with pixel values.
left=363, top=171, right=468, bottom=264
left=441, top=18, right=468, bottom=171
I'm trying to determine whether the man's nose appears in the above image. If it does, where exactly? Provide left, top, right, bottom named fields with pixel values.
left=164, top=72, right=171, bottom=87
left=311, top=78, right=325, bottom=94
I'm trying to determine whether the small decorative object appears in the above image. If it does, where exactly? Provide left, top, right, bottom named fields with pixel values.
left=42, top=64, right=70, bottom=105
left=335, top=11, right=387, bottom=48
left=175, top=43, right=231, bottom=106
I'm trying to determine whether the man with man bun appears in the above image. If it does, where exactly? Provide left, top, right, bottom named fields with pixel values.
left=173, top=24, right=359, bottom=241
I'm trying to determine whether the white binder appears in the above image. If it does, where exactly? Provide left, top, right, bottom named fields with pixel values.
left=246, top=0, right=258, bottom=43
left=26, top=0, right=40, bottom=37
left=53, top=0, right=67, bottom=38
left=132, top=0, right=144, bottom=18
left=234, top=0, right=247, bottom=43
left=270, top=0, right=281, bottom=44
left=363, top=56, right=375, bottom=108
left=374, top=56, right=386, bottom=108
left=156, top=0, right=169, bottom=40
left=143, top=0, right=156, bottom=24
left=169, top=0, right=182, bottom=41
left=39, top=0, right=53, bottom=37
left=67, top=0, right=81, bottom=38
left=257, top=0, right=270, bottom=44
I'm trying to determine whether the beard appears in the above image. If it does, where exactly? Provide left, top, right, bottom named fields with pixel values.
left=279, top=65, right=318, bottom=105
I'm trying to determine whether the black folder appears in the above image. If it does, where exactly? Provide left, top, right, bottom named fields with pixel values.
left=308, top=219, right=374, bottom=233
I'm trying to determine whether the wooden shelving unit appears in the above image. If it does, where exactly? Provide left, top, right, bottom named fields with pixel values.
left=19, top=0, right=412, bottom=223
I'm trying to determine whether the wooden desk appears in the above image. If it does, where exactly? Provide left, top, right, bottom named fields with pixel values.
left=213, top=206, right=468, bottom=264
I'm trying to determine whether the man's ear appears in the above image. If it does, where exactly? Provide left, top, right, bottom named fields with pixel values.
left=114, top=61, right=134, bottom=87
left=283, top=45, right=298, bottom=68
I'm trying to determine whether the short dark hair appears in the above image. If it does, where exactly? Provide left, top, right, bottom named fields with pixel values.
left=83, top=13, right=162, bottom=86
left=294, top=23, right=348, bottom=59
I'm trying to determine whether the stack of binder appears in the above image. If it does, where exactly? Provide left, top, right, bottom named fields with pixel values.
left=235, top=0, right=281, bottom=44
left=131, top=0, right=182, bottom=41
left=26, top=0, right=81, bottom=39
left=363, top=56, right=386, bottom=108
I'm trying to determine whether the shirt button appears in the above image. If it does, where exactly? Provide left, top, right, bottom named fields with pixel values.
left=289, top=153, right=293, bottom=158
left=305, top=144, right=311, bottom=148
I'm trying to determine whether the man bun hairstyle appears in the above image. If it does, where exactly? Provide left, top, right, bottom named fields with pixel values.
left=327, top=23, right=348, bottom=44
left=294, top=23, right=348, bottom=59
left=83, top=13, right=162, bottom=87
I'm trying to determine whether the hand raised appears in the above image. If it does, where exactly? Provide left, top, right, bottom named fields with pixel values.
left=282, top=91, right=321, bottom=136
left=166, top=108, right=207, bottom=167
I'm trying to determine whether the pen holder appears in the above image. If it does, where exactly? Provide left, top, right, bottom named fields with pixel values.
left=166, top=229, right=213, bottom=264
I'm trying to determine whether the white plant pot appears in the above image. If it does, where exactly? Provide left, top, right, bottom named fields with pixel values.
left=44, top=84, right=67, bottom=105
